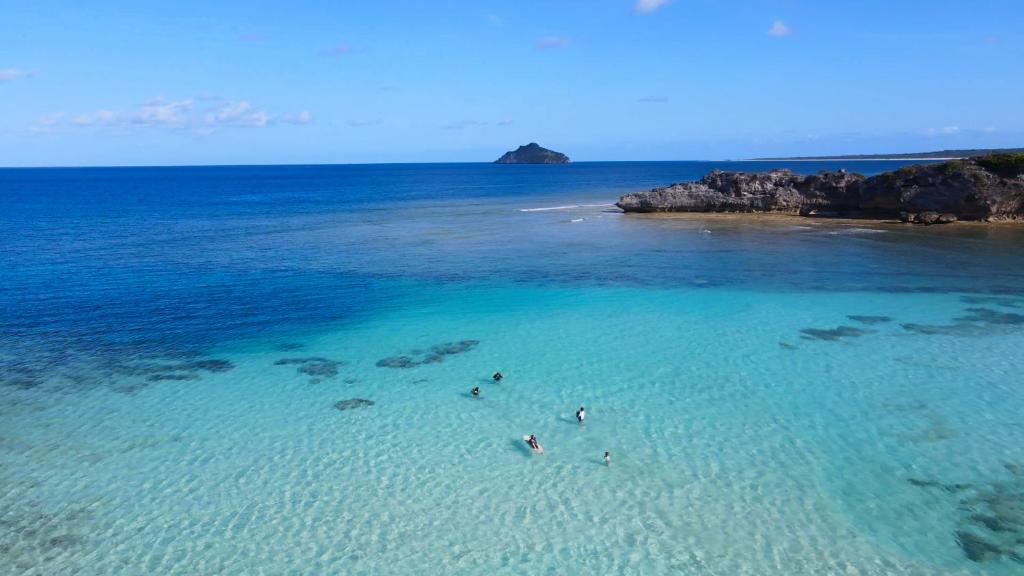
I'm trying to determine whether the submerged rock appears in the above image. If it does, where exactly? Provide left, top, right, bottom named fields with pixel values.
left=334, top=398, right=375, bottom=411
left=274, top=357, right=345, bottom=379
left=375, top=340, right=480, bottom=369
left=146, top=373, right=199, bottom=382
left=957, top=531, right=1005, bottom=562
left=299, top=361, right=343, bottom=378
left=183, top=359, right=234, bottom=373
left=902, top=307, right=1024, bottom=336
left=617, top=154, right=1024, bottom=222
left=376, top=356, right=417, bottom=369
left=847, top=315, right=893, bottom=325
left=799, top=326, right=871, bottom=341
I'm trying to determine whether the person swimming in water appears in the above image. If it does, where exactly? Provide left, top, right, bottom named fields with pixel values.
left=492, top=371, right=503, bottom=382
left=471, top=386, right=480, bottom=397
left=604, top=451, right=611, bottom=465
left=576, top=406, right=586, bottom=424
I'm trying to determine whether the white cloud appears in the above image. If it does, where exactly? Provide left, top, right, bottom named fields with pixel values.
left=46, top=97, right=310, bottom=134
left=136, top=98, right=193, bottom=126
left=768, top=20, right=792, bottom=37
left=634, top=0, right=670, bottom=14
left=74, top=109, right=122, bottom=126
left=536, top=36, right=570, bottom=51
left=927, top=126, right=960, bottom=137
left=0, top=68, right=35, bottom=82
left=282, top=111, right=312, bottom=124
left=442, top=120, right=488, bottom=130
left=203, top=101, right=270, bottom=127
left=29, top=112, right=65, bottom=133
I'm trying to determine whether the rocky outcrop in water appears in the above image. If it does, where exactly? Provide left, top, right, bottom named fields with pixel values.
left=617, top=154, right=1024, bottom=223
left=494, top=143, right=570, bottom=164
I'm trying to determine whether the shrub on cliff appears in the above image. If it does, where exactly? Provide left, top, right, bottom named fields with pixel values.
left=975, top=153, right=1024, bottom=179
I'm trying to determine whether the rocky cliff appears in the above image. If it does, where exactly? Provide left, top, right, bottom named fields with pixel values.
left=494, top=143, right=570, bottom=164
left=616, top=154, right=1024, bottom=223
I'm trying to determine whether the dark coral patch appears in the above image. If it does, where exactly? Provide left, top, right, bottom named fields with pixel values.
left=799, top=326, right=871, bottom=341
left=334, top=398, right=375, bottom=411
left=146, top=373, right=199, bottom=382
left=376, top=340, right=480, bottom=369
left=376, top=356, right=417, bottom=369
left=961, top=295, right=1023, bottom=309
left=274, top=357, right=345, bottom=379
left=299, top=361, right=343, bottom=378
left=184, top=359, right=234, bottom=373
left=846, top=315, right=893, bottom=325
left=903, top=307, right=1024, bottom=336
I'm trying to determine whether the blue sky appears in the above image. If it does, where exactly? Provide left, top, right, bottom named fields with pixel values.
left=2, top=0, right=1021, bottom=166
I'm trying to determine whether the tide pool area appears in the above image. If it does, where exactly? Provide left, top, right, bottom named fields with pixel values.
left=2, top=163, right=1024, bottom=574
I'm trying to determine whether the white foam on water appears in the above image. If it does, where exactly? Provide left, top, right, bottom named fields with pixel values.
left=519, top=204, right=614, bottom=212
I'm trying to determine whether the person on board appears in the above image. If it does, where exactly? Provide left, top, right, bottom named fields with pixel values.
left=576, top=406, right=586, bottom=424
left=492, top=371, right=503, bottom=382
left=471, top=386, right=480, bottom=397
left=604, top=451, right=611, bottom=466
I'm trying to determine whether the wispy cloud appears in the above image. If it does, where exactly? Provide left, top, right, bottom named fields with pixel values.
left=0, top=68, right=35, bottom=82
left=320, top=43, right=355, bottom=57
left=348, top=118, right=382, bottom=128
left=497, top=119, right=513, bottom=127
left=536, top=36, right=570, bottom=51
left=638, top=96, right=669, bottom=103
left=29, top=112, right=65, bottom=133
left=926, top=126, right=960, bottom=137
left=487, top=14, right=503, bottom=26
left=281, top=111, right=312, bottom=125
left=768, top=20, right=792, bottom=37
left=35, top=97, right=311, bottom=134
left=240, top=33, right=267, bottom=42
left=634, top=0, right=670, bottom=14
left=442, top=120, right=488, bottom=130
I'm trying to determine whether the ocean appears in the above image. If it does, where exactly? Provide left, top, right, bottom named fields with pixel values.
left=2, top=161, right=1023, bottom=575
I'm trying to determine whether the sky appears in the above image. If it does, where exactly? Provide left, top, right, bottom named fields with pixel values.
left=1, top=0, right=1022, bottom=166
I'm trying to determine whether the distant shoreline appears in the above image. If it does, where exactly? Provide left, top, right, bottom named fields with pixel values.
left=741, top=157, right=958, bottom=162
left=752, top=147, right=1023, bottom=162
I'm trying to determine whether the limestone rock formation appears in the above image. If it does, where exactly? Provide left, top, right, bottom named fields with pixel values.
left=617, top=154, right=1024, bottom=223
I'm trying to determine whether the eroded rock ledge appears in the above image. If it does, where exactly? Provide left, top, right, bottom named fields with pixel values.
left=616, top=154, right=1024, bottom=223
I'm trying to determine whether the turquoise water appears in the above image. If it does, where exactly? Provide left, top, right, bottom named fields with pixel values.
left=2, top=162, right=1024, bottom=574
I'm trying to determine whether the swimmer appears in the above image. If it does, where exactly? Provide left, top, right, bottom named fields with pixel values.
left=604, top=451, right=611, bottom=466
left=492, top=371, right=503, bottom=382
left=471, top=386, right=480, bottom=397
left=575, top=406, right=586, bottom=424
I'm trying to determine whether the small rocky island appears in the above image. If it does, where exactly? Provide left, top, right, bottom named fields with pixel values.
left=617, top=154, right=1024, bottom=223
left=495, top=143, right=570, bottom=164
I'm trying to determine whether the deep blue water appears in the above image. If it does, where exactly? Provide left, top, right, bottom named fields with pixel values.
left=4, top=160, right=1020, bottom=359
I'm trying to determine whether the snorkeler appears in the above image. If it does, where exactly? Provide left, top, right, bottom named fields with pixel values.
left=576, top=406, right=586, bottom=424
left=471, top=386, right=480, bottom=397
left=492, top=371, right=503, bottom=382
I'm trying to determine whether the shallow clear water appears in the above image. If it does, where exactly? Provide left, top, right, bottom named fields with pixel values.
left=2, top=161, right=1024, bottom=574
